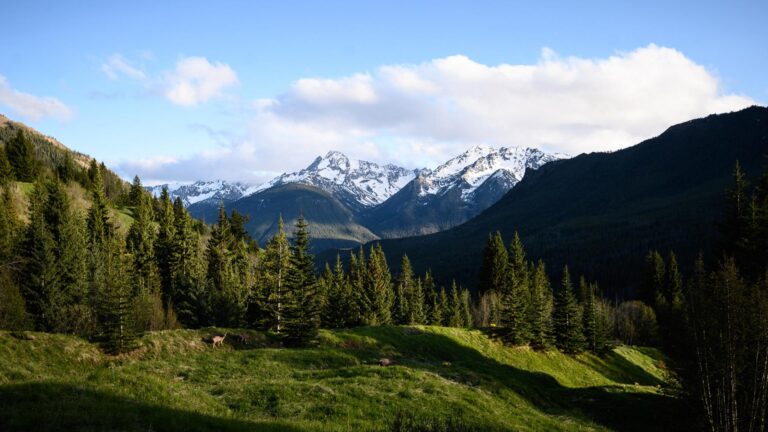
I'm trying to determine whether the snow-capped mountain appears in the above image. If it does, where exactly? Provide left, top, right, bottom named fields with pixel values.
left=250, top=151, right=419, bottom=209
left=147, top=180, right=251, bottom=207
left=417, top=145, right=565, bottom=201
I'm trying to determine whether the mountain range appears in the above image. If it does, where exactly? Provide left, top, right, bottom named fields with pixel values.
left=167, top=146, right=564, bottom=249
left=355, top=106, right=768, bottom=297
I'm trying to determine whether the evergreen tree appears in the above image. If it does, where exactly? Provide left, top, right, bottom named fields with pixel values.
left=410, top=277, right=427, bottom=325
left=528, top=261, right=554, bottom=350
left=155, top=187, right=176, bottom=306
left=438, top=287, right=449, bottom=326
left=363, top=244, right=393, bottom=325
left=6, top=130, right=37, bottom=182
left=665, top=251, right=684, bottom=311
left=423, top=270, right=442, bottom=325
left=394, top=255, right=415, bottom=324
left=282, top=216, right=320, bottom=346
left=460, top=287, right=473, bottom=328
left=97, top=236, right=137, bottom=354
left=582, top=281, right=607, bottom=354
left=0, top=145, right=13, bottom=185
left=85, top=163, right=113, bottom=245
left=322, top=254, right=355, bottom=328
left=553, top=266, right=585, bottom=354
left=229, top=210, right=252, bottom=243
left=260, top=216, right=291, bottom=331
left=448, top=281, right=463, bottom=327
left=128, top=175, right=144, bottom=207
left=478, top=231, right=508, bottom=325
left=18, top=181, right=61, bottom=330
left=170, top=197, right=207, bottom=327
left=501, top=232, right=530, bottom=345
left=348, top=247, right=366, bottom=326
left=642, top=250, right=666, bottom=308
left=126, top=192, right=159, bottom=294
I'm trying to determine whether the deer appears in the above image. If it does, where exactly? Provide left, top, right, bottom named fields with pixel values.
left=212, top=333, right=227, bottom=348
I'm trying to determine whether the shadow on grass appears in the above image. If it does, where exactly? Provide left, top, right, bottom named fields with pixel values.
left=342, top=327, right=690, bottom=432
left=0, top=382, right=303, bottom=432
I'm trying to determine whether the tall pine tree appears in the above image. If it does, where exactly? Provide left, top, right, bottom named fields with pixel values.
left=282, top=216, right=321, bottom=346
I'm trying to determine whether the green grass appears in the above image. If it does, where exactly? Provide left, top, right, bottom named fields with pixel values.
left=0, top=327, right=685, bottom=431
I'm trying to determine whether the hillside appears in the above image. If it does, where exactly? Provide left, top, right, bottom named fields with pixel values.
left=0, top=326, right=684, bottom=431
left=362, top=106, right=768, bottom=295
left=229, top=183, right=379, bottom=251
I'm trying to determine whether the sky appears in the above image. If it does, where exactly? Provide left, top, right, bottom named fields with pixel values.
left=1, top=0, right=766, bottom=185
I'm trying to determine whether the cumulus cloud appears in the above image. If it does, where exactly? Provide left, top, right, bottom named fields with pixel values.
left=100, top=54, right=238, bottom=107
left=163, top=57, right=239, bottom=107
left=117, top=44, right=757, bottom=183
left=0, top=75, right=73, bottom=122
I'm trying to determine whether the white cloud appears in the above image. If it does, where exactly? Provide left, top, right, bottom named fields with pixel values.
left=117, top=44, right=757, bottom=183
left=101, top=54, right=147, bottom=81
left=0, top=75, right=73, bottom=122
left=163, top=57, right=239, bottom=107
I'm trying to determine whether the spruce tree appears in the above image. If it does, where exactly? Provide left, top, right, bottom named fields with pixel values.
left=446, top=281, right=463, bottom=327
left=553, top=266, right=585, bottom=354
left=127, top=192, right=159, bottom=294
left=348, top=247, right=366, bottom=326
left=173, top=200, right=206, bottom=325
left=97, top=235, right=137, bottom=354
left=410, top=277, right=427, bottom=325
left=322, top=254, right=355, bottom=328
left=6, top=130, right=37, bottom=182
left=394, top=255, right=415, bottom=324
left=170, top=197, right=208, bottom=327
left=364, top=244, right=393, bottom=325
left=155, top=187, right=176, bottom=306
left=0, top=145, right=13, bottom=185
left=18, top=181, right=61, bottom=330
left=666, top=251, right=684, bottom=311
left=438, top=287, right=449, bottom=326
left=282, top=216, right=320, bottom=346
left=528, top=261, right=554, bottom=349
left=460, top=287, right=473, bottom=328
left=261, top=216, right=291, bottom=331
left=423, top=270, right=442, bottom=325
left=128, top=176, right=144, bottom=207
left=501, top=232, right=530, bottom=345
left=642, top=250, right=666, bottom=308
left=478, top=231, right=508, bottom=325
left=86, top=164, right=113, bottom=245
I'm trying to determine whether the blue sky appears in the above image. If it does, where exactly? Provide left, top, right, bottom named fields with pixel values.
left=1, top=0, right=766, bottom=184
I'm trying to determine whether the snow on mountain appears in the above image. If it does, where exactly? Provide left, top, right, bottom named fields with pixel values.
left=250, top=151, right=418, bottom=208
left=417, top=145, right=565, bottom=201
left=147, top=180, right=251, bottom=207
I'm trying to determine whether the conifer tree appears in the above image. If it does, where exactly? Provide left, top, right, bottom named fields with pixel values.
left=438, top=287, right=449, bottom=326
left=45, top=179, right=90, bottom=333
left=423, top=270, right=442, bottom=325
left=128, top=175, right=144, bottom=207
left=6, top=130, right=37, bottom=182
left=97, top=235, right=136, bottom=354
left=478, top=231, right=509, bottom=325
left=447, top=281, right=463, bottom=327
left=18, top=182, right=61, bottom=330
left=410, top=278, right=427, bottom=325
left=553, top=266, right=585, bottom=354
left=582, top=281, right=602, bottom=353
left=501, top=232, right=530, bottom=345
left=261, top=216, right=291, bottom=331
left=642, top=250, right=666, bottom=308
left=0, top=145, right=13, bottom=185
left=170, top=197, right=208, bottom=327
left=127, top=192, right=159, bottom=294
left=528, top=261, right=554, bottom=349
left=460, top=287, right=473, bottom=328
left=86, top=164, right=113, bottom=245
left=282, top=216, right=320, bottom=346
left=155, top=187, right=176, bottom=306
left=348, top=247, right=366, bottom=326
left=666, top=251, right=684, bottom=311
left=322, top=254, right=355, bottom=328
left=364, top=244, right=393, bottom=325
left=394, top=255, right=415, bottom=324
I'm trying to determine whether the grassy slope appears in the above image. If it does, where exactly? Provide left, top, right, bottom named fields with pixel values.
left=0, top=327, right=684, bottom=431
